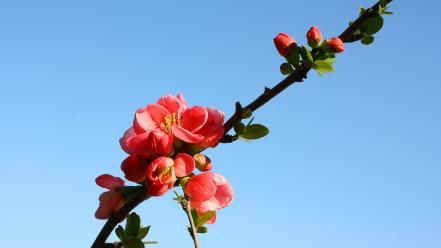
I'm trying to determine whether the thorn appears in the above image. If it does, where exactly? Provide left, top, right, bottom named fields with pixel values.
left=264, top=86, right=271, bottom=93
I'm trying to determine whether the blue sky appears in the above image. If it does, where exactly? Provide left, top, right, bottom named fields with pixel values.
left=1, top=0, right=440, bottom=247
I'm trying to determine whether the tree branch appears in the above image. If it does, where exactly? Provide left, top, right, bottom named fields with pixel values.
left=91, top=1, right=394, bottom=247
left=221, top=0, right=393, bottom=139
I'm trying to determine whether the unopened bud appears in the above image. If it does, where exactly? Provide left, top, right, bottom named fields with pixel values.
left=306, top=26, right=322, bottom=48
left=194, top=154, right=213, bottom=172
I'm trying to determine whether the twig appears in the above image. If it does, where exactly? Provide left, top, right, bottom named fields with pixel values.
left=221, top=0, right=393, bottom=140
left=91, top=1, right=393, bottom=247
left=180, top=195, right=200, bottom=248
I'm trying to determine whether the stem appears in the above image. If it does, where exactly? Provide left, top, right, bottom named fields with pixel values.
left=91, top=1, right=394, bottom=247
left=221, top=0, right=393, bottom=142
left=181, top=196, right=200, bottom=248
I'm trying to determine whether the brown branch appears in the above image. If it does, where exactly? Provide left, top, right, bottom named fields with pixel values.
left=91, top=1, right=394, bottom=247
left=221, top=0, right=393, bottom=139
left=180, top=196, right=200, bottom=248
left=91, top=188, right=150, bottom=248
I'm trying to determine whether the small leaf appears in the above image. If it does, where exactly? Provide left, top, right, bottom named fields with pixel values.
left=143, top=241, right=159, bottom=245
left=361, top=35, right=374, bottom=45
left=361, top=16, right=384, bottom=35
left=380, top=0, right=387, bottom=7
left=234, top=122, right=246, bottom=135
left=137, top=226, right=151, bottom=240
left=125, top=238, right=145, bottom=248
left=116, top=225, right=125, bottom=240
left=280, top=63, right=294, bottom=75
left=286, top=46, right=300, bottom=68
left=312, top=60, right=334, bottom=73
left=191, top=209, right=199, bottom=228
left=359, top=6, right=365, bottom=16
left=299, top=46, right=313, bottom=62
left=197, top=226, right=208, bottom=233
left=240, top=124, right=269, bottom=140
left=198, top=211, right=215, bottom=227
left=125, top=213, right=141, bottom=238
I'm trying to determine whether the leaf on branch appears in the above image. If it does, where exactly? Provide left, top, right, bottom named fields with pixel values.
left=116, top=225, right=125, bottom=240
left=125, top=213, right=141, bottom=238
left=137, top=226, right=151, bottom=240
left=361, top=35, right=374, bottom=45
left=360, top=16, right=384, bottom=35
left=239, top=124, right=270, bottom=141
left=312, top=60, right=334, bottom=74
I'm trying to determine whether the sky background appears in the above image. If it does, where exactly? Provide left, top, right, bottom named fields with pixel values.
left=1, top=0, right=440, bottom=247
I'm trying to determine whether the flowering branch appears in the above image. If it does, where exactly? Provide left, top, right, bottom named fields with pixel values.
left=221, top=0, right=393, bottom=142
left=90, top=1, right=393, bottom=247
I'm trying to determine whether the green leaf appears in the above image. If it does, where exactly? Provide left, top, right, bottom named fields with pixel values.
left=361, top=16, right=384, bottom=35
left=361, top=35, right=374, bottom=45
left=191, top=209, right=199, bottom=228
left=234, top=122, right=245, bottom=135
left=143, top=241, right=159, bottom=245
left=116, top=225, right=125, bottom=240
left=382, top=11, right=393, bottom=15
left=125, top=213, right=141, bottom=238
left=280, top=63, right=294, bottom=75
left=137, top=226, right=151, bottom=240
left=380, top=0, right=387, bottom=7
left=197, top=226, right=208, bottom=233
left=125, top=238, right=145, bottom=248
left=197, top=211, right=215, bottom=227
left=286, top=46, right=300, bottom=68
left=359, top=6, right=365, bottom=16
left=299, top=46, right=313, bottom=62
left=312, top=60, right=334, bottom=73
left=240, top=124, right=269, bottom=140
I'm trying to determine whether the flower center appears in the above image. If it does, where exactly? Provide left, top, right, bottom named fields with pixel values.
left=156, top=166, right=174, bottom=183
left=159, top=113, right=180, bottom=133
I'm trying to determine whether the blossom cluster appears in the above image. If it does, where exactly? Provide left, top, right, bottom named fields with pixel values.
left=95, top=94, right=234, bottom=225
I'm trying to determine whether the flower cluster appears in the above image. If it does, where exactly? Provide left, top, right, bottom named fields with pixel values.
left=95, top=94, right=234, bottom=225
left=274, top=26, right=345, bottom=76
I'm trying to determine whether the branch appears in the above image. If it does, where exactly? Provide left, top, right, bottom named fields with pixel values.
left=91, top=1, right=394, bottom=247
left=221, top=0, right=393, bottom=139
left=180, top=196, right=200, bottom=248
left=91, top=188, right=150, bottom=248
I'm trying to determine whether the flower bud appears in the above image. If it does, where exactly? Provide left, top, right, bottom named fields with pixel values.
left=273, top=33, right=297, bottom=57
left=306, top=26, right=322, bottom=48
left=194, top=153, right=213, bottom=172
left=325, top=37, right=344, bottom=53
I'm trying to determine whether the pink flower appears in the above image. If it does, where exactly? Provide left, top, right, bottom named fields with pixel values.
left=306, top=26, right=322, bottom=48
left=95, top=174, right=125, bottom=219
left=326, top=37, right=344, bottom=53
left=274, top=33, right=297, bottom=57
left=120, top=94, right=224, bottom=155
left=96, top=174, right=125, bottom=191
left=184, top=172, right=234, bottom=223
left=121, top=153, right=151, bottom=183
left=146, top=153, right=195, bottom=196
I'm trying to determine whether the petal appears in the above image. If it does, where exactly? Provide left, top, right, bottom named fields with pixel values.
left=205, top=212, right=216, bottom=224
left=95, top=191, right=124, bottom=219
left=121, top=154, right=151, bottom=183
left=133, top=107, right=157, bottom=133
left=172, top=125, right=204, bottom=143
left=213, top=173, right=234, bottom=209
left=147, top=130, right=174, bottom=156
left=96, top=174, right=125, bottom=190
left=176, top=93, right=189, bottom=113
left=185, top=172, right=217, bottom=202
left=180, top=106, right=208, bottom=133
left=146, top=104, right=170, bottom=124
left=147, top=157, right=174, bottom=181
left=157, top=95, right=182, bottom=115
left=120, top=129, right=150, bottom=155
left=174, top=153, right=195, bottom=177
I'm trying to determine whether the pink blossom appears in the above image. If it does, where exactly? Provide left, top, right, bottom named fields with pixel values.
left=120, top=94, right=224, bottom=155
left=184, top=172, right=234, bottom=223
left=146, top=157, right=176, bottom=196
left=95, top=174, right=125, bottom=219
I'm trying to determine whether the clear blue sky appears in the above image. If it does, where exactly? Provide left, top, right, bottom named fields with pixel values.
left=1, top=0, right=440, bottom=247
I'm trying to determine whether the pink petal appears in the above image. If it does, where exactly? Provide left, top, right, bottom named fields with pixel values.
left=180, top=106, right=208, bottom=133
left=185, top=172, right=217, bottom=202
left=96, top=174, right=125, bottom=190
left=174, top=153, right=195, bottom=177
left=157, top=95, right=183, bottom=115
left=172, top=125, right=204, bottom=143
left=95, top=191, right=124, bottom=219
left=147, top=157, right=174, bottom=182
left=119, top=129, right=150, bottom=155
left=146, top=104, right=170, bottom=124
left=133, top=107, right=157, bottom=133
left=147, top=130, right=174, bottom=156
left=176, top=93, right=189, bottom=111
